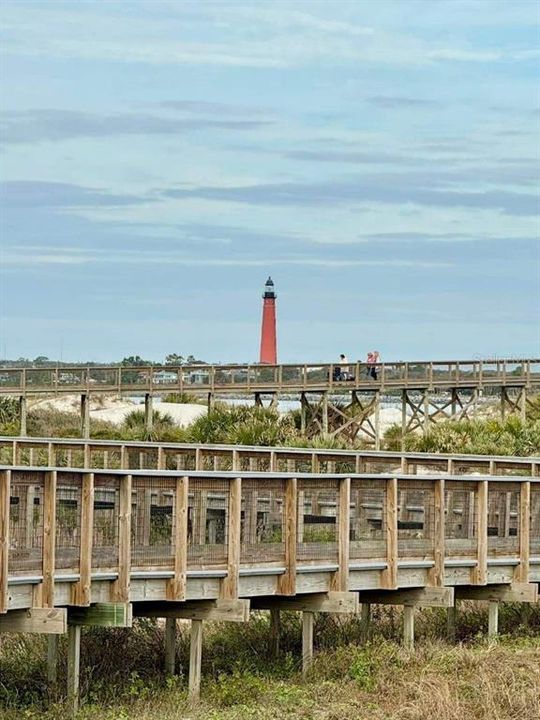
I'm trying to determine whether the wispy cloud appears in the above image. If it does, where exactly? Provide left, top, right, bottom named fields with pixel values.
left=2, top=245, right=452, bottom=269
left=0, top=181, right=154, bottom=208
left=162, top=177, right=539, bottom=216
left=0, top=108, right=272, bottom=145
left=367, top=96, right=438, bottom=109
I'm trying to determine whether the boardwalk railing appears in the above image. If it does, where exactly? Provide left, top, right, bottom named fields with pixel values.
left=1, top=358, right=539, bottom=395
left=2, top=436, right=539, bottom=477
left=2, top=466, right=539, bottom=615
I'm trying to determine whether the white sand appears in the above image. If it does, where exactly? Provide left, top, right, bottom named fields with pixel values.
left=27, top=394, right=402, bottom=432
left=29, top=394, right=206, bottom=427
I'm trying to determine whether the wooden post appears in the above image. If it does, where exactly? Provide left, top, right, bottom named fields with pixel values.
left=360, top=603, right=371, bottom=644
left=0, top=470, right=10, bottom=613
left=144, top=393, right=153, bottom=433
left=374, top=391, right=381, bottom=450
left=277, top=478, right=297, bottom=595
left=518, top=481, right=530, bottom=583
left=167, top=477, right=188, bottom=601
left=322, top=393, right=329, bottom=435
left=164, top=617, right=176, bottom=675
left=67, top=624, right=81, bottom=715
left=19, top=396, right=27, bottom=437
left=446, top=602, right=457, bottom=642
left=332, top=477, right=350, bottom=591
left=302, top=611, right=314, bottom=677
left=474, top=480, right=488, bottom=585
left=382, top=478, right=398, bottom=589
left=157, top=447, right=166, bottom=470
left=222, top=477, right=242, bottom=600
left=80, top=394, right=90, bottom=439
left=403, top=604, right=415, bottom=650
left=112, top=474, right=132, bottom=602
left=188, top=619, right=203, bottom=703
left=47, top=635, right=59, bottom=684
left=270, top=608, right=280, bottom=657
left=488, top=601, right=499, bottom=640
left=42, top=471, right=57, bottom=608
left=72, top=473, right=94, bottom=606
left=300, top=393, right=307, bottom=436
left=429, top=479, right=445, bottom=587
left=423, top=390, right=430, bottom=434
left=401, top=390, right=407, bottom=445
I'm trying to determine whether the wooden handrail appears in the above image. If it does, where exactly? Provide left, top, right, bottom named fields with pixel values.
left=2, top=436, right=538, bottom=475
left=0, top=358, right=538, bottom=396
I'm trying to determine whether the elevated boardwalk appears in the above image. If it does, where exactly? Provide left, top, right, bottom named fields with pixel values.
left=2, top=358, right=539, bottom=395
left=2, top=358, right=540, bottom=444
left=0, top=456, right=538, bottom=707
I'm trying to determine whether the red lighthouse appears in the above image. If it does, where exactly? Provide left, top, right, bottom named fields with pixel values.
left=259, top=276, right=277, bottom=364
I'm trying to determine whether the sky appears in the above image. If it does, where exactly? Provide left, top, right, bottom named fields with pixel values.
left=0, top=0, right=539, bottom=364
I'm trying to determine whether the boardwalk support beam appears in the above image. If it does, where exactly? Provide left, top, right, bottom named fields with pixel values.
left=189, top=619, right=203, bottom=704
left=134, top=599, right=250, bottom=623
left=251, top=591, right=359, bottom=614
left=0, top=608, right=67, bottom=634
left=358, top=587, right=454, bottom=608
left=455, top=583, right=538, bottom=603
left=164, top=617, right=176, bottom=675
left=302, top=611, right=314, bottom=677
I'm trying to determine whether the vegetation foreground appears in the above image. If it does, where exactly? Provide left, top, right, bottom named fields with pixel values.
left=1, top=397, right=539, bottom=718
left=0, top=606, right=539, bottom=720
left=1, top=395, right=540, bottom=455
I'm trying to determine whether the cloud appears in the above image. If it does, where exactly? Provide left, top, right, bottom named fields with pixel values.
left=2, top=2, right=538, bottom=69
left=158, top=100, right=271, bottom=117
left=281, top=149, right=434, bottom=166
left=0, top=181, right=154, bottom=208
left=1, top=245, right=452, bottom=269
left=162, top=177, right=539, bottom=216
left=0, top=108, right=273, bottom=144
left=367, top=96, right=438, bottom=108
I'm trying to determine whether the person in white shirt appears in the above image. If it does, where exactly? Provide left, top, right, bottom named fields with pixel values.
left=339, top=354, right=350, bottom=380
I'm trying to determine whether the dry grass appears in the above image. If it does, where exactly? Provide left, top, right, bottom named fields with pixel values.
left=0, top=633, right=538, bottom=720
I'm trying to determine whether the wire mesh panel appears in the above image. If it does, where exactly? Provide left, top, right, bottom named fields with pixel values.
left=297, top=479, right=338, bottom=563
left=240, top=478, right=285, bottom=565
left=55, top=473, right=82, bottom=571
left=349, top=479, right=386, bottom=560
left=531, top=485, right=540, bottom=556
left=137, top=448, right=160, bottom=470
left=9, top=470, right=45, bottom=575
left=166, top=450, right=196, bottom=471
left=188, top=478, right=229, bottom=568
left=98, top=447, right=121, bottom=469
left=317, top=456, right=356, bottom=475
left=364, top=457, right=401, bottom=474
left=0, top=443, right=14, bottom=464
left=445, top=481, right=477, bottom=557
left=92, top=475, right=120, bottom=571
left=131, top=476, right=175, bottom=569
left=398, top=480, right=435, bottom=559
left=199, top=450, right=233, bottom=472
left=487, top=483, right=520, bottom=557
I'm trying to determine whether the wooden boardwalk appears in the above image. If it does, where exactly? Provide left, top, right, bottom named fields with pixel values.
left=0, top=450, right=539, bottom=708
left=2, top=357, right=540, bottom=444
left=2, top=435, right=540, bottom=476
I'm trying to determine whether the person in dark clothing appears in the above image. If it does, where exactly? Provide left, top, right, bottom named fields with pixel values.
left=366, top=351, right=379, bottom=380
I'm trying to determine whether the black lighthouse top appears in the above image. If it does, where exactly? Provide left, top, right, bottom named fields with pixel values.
left=263, top=276, right=276, bottom=299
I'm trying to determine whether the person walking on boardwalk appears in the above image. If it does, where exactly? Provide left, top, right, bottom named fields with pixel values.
left=366, top=351, right=379, bottom=380
left=339, top=354, right=351, bottom=380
